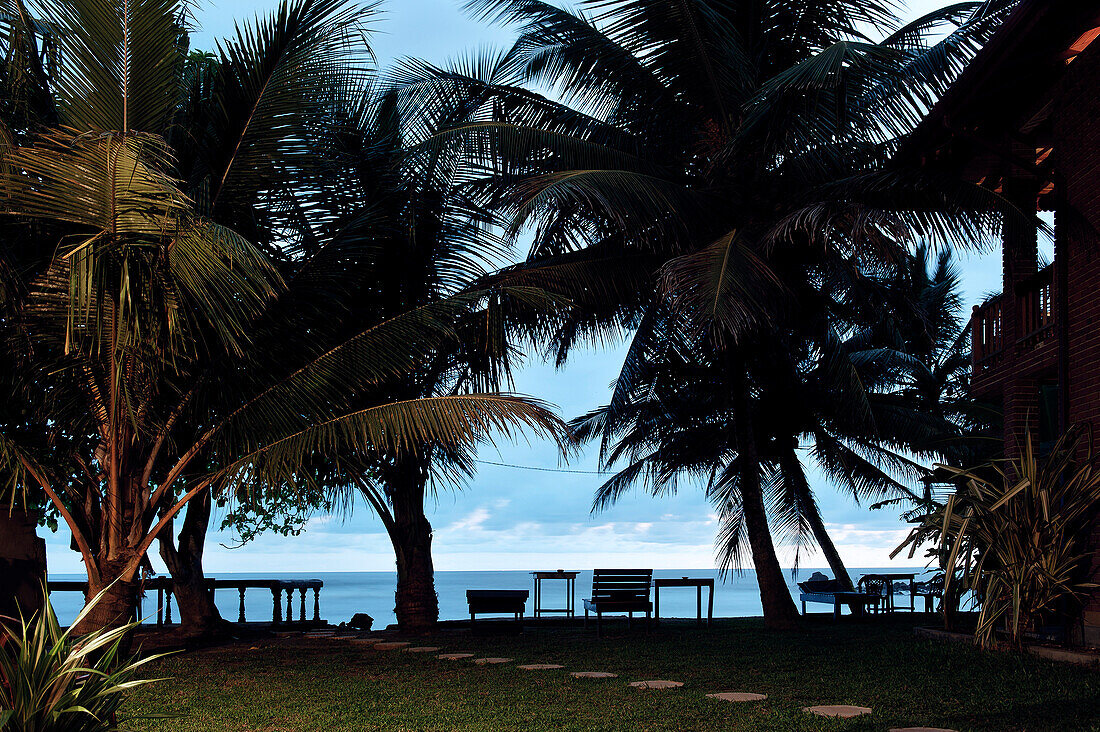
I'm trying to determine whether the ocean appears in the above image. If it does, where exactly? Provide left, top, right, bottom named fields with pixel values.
left=46, top=567, right=931, bottom=628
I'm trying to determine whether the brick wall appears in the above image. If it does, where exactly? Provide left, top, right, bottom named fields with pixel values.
left=1053, top=41, right=1100, bottom=646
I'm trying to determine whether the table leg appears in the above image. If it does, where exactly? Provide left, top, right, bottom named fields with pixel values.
left=697, top=585, right=702, bottom=626
left=654, top=586, right=660, bottom=625
left=707, top=586, right=714, bottom=627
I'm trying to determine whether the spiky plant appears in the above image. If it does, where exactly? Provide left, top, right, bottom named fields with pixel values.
left=895, top=427, right=1100, bottom=648
left=0, top=585, right=168, bottom=731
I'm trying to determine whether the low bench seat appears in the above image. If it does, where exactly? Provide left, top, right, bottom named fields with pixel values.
left=466, top=589, right=529, bottom=627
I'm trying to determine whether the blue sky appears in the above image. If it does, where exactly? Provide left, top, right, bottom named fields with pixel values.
left=43, top=1, right=1020, bottom=575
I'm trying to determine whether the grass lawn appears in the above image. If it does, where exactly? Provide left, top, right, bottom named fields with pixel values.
left=125, top=616, right=1100, bottom=731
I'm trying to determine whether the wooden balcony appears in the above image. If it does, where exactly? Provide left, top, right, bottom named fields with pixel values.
left=972, top=296, right=1005, bottom=369
left=971, top=263, right=1056, bottom=382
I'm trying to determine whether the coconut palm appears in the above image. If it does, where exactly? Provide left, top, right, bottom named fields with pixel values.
left=393, top=0, right=1017, bottom=627
left=0, top=0, right=570, bottom=634
left=572, top=243, right=974, bottom=596
left=262, top=83, right=567, bottom=631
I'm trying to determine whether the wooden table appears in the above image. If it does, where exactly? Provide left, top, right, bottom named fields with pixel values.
left=531, top=570, right=578, bottom=618
left=653, top=577, right=714, bottom=626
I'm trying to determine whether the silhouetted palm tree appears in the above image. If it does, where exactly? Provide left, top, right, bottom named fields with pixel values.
left=0, top=0, right=569, bottom=633
left=396, top=0, right=1017, bottom=627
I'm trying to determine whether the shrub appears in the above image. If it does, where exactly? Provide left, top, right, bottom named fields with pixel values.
left=0, top=585, right=168, bottom=731
left=896, top=427, right=1100, bottom=648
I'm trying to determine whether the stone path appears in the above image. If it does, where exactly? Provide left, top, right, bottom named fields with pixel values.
left=804, top=705, right=872, bottom=719
left=706, top=692, right=767, bottom=702
left=335, top=636, right=957, bottom=729
left=373, top=642, right=410, bottom=650
left=517, top=664, right=565, bottom=670
left=629, top=680, right=684, bottom=689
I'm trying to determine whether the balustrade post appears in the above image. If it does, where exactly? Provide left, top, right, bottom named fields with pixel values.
left=312, top=587, right=320, bottom=622
left=298, top=588, right=306, bottom=622
left=272, top=588, right=282, bottom=624
left=164, top=590, right=173, bottom=624
left=157, top=588, right=164, bottom=626
left=286, top=588, right=293, bottom=623
left=238, top=587, right=247, bottom=623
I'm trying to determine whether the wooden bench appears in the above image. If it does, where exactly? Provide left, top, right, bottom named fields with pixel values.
left=583, top=569, right=652, bottom=636
left=798, top=579, right=875, bottom=619
left=466, top=590, right=529, bottom=628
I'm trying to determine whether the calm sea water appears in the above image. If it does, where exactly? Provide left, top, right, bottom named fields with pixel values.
left=46, top=567, right=930, bottom=629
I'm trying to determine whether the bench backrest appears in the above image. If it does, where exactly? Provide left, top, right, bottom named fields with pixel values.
left=591, top=569, right=652, bottom=601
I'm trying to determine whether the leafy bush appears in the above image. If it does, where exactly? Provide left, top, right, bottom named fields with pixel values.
left=0, top=585, right=167, bottom=731
left=896, top=427, right=1100, bottom=648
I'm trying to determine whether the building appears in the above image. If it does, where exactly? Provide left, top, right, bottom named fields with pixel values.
left=904, top=0, right=1100, bottom=645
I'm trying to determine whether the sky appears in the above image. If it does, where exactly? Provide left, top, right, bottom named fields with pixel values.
left=42, top=0, right=1030, bottom=576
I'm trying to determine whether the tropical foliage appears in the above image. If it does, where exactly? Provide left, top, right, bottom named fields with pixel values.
left=570, top=245, right=981, bottom=593
left=895, top=428, right=1100, bottom=648
left=0, top=0, right=569, bottom=635
left=394, top=0, right=1019, bottom=627
left=0, top=585, right=167, bottom=731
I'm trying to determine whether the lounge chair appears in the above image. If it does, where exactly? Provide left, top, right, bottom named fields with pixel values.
left=797, top=572, right=873, bottom=619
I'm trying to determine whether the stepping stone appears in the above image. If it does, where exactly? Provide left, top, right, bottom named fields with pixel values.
left=629, top=680, right=684, bottom=690
left=707, top=692, right=767, bottom=703
left=405, top=646, right=441, bottom=653
left=805, top=705, right=872, bottom=719
left=437, top=653, right=474, bottom=660
left=474, top=657, right=513, bottom=665
left=517, top=664, right=565, bottom=670
left=373, top=642, right=410, bottom=650
left=889, top=728, right=958, bottom=732
left=571, top=671, right=617, bottom=679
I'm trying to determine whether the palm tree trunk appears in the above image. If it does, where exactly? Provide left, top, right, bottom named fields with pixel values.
left=806, top=507, right=853, bottom=591
left=731, top=366, right=801, bottom=630
left=74, top=558, right=140, bottom=635
left=158, top=488, right=225, bottom=637
left=782, top=449, right=854, bottom=591
left=387, top=459, right=438, bottom=632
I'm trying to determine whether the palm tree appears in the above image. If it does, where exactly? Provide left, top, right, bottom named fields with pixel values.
left=0, top=0, right=570, bottom=634
left=573, top=244, right=972, bottom=601
left=395, top=0, right=1016, bottom=628
left=275, top=84, right=562, bottom=632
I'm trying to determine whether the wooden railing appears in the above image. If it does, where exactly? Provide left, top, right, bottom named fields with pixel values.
left=48, top=577, right=324, bottom=626
left=972, top=296, right=1005, bottom=365
left=1018, top=265, right=1054, bottom=343
left=971, top=264, right=1056, bottom=372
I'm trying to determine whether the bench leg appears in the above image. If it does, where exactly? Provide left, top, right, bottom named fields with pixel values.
left=833, top=599, right=841, bottom=620
left=596, top=611, right=602, bottom=638
left=584, top=607, right=588, bottom=630
left=802, top=599, right=807, bottom=615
